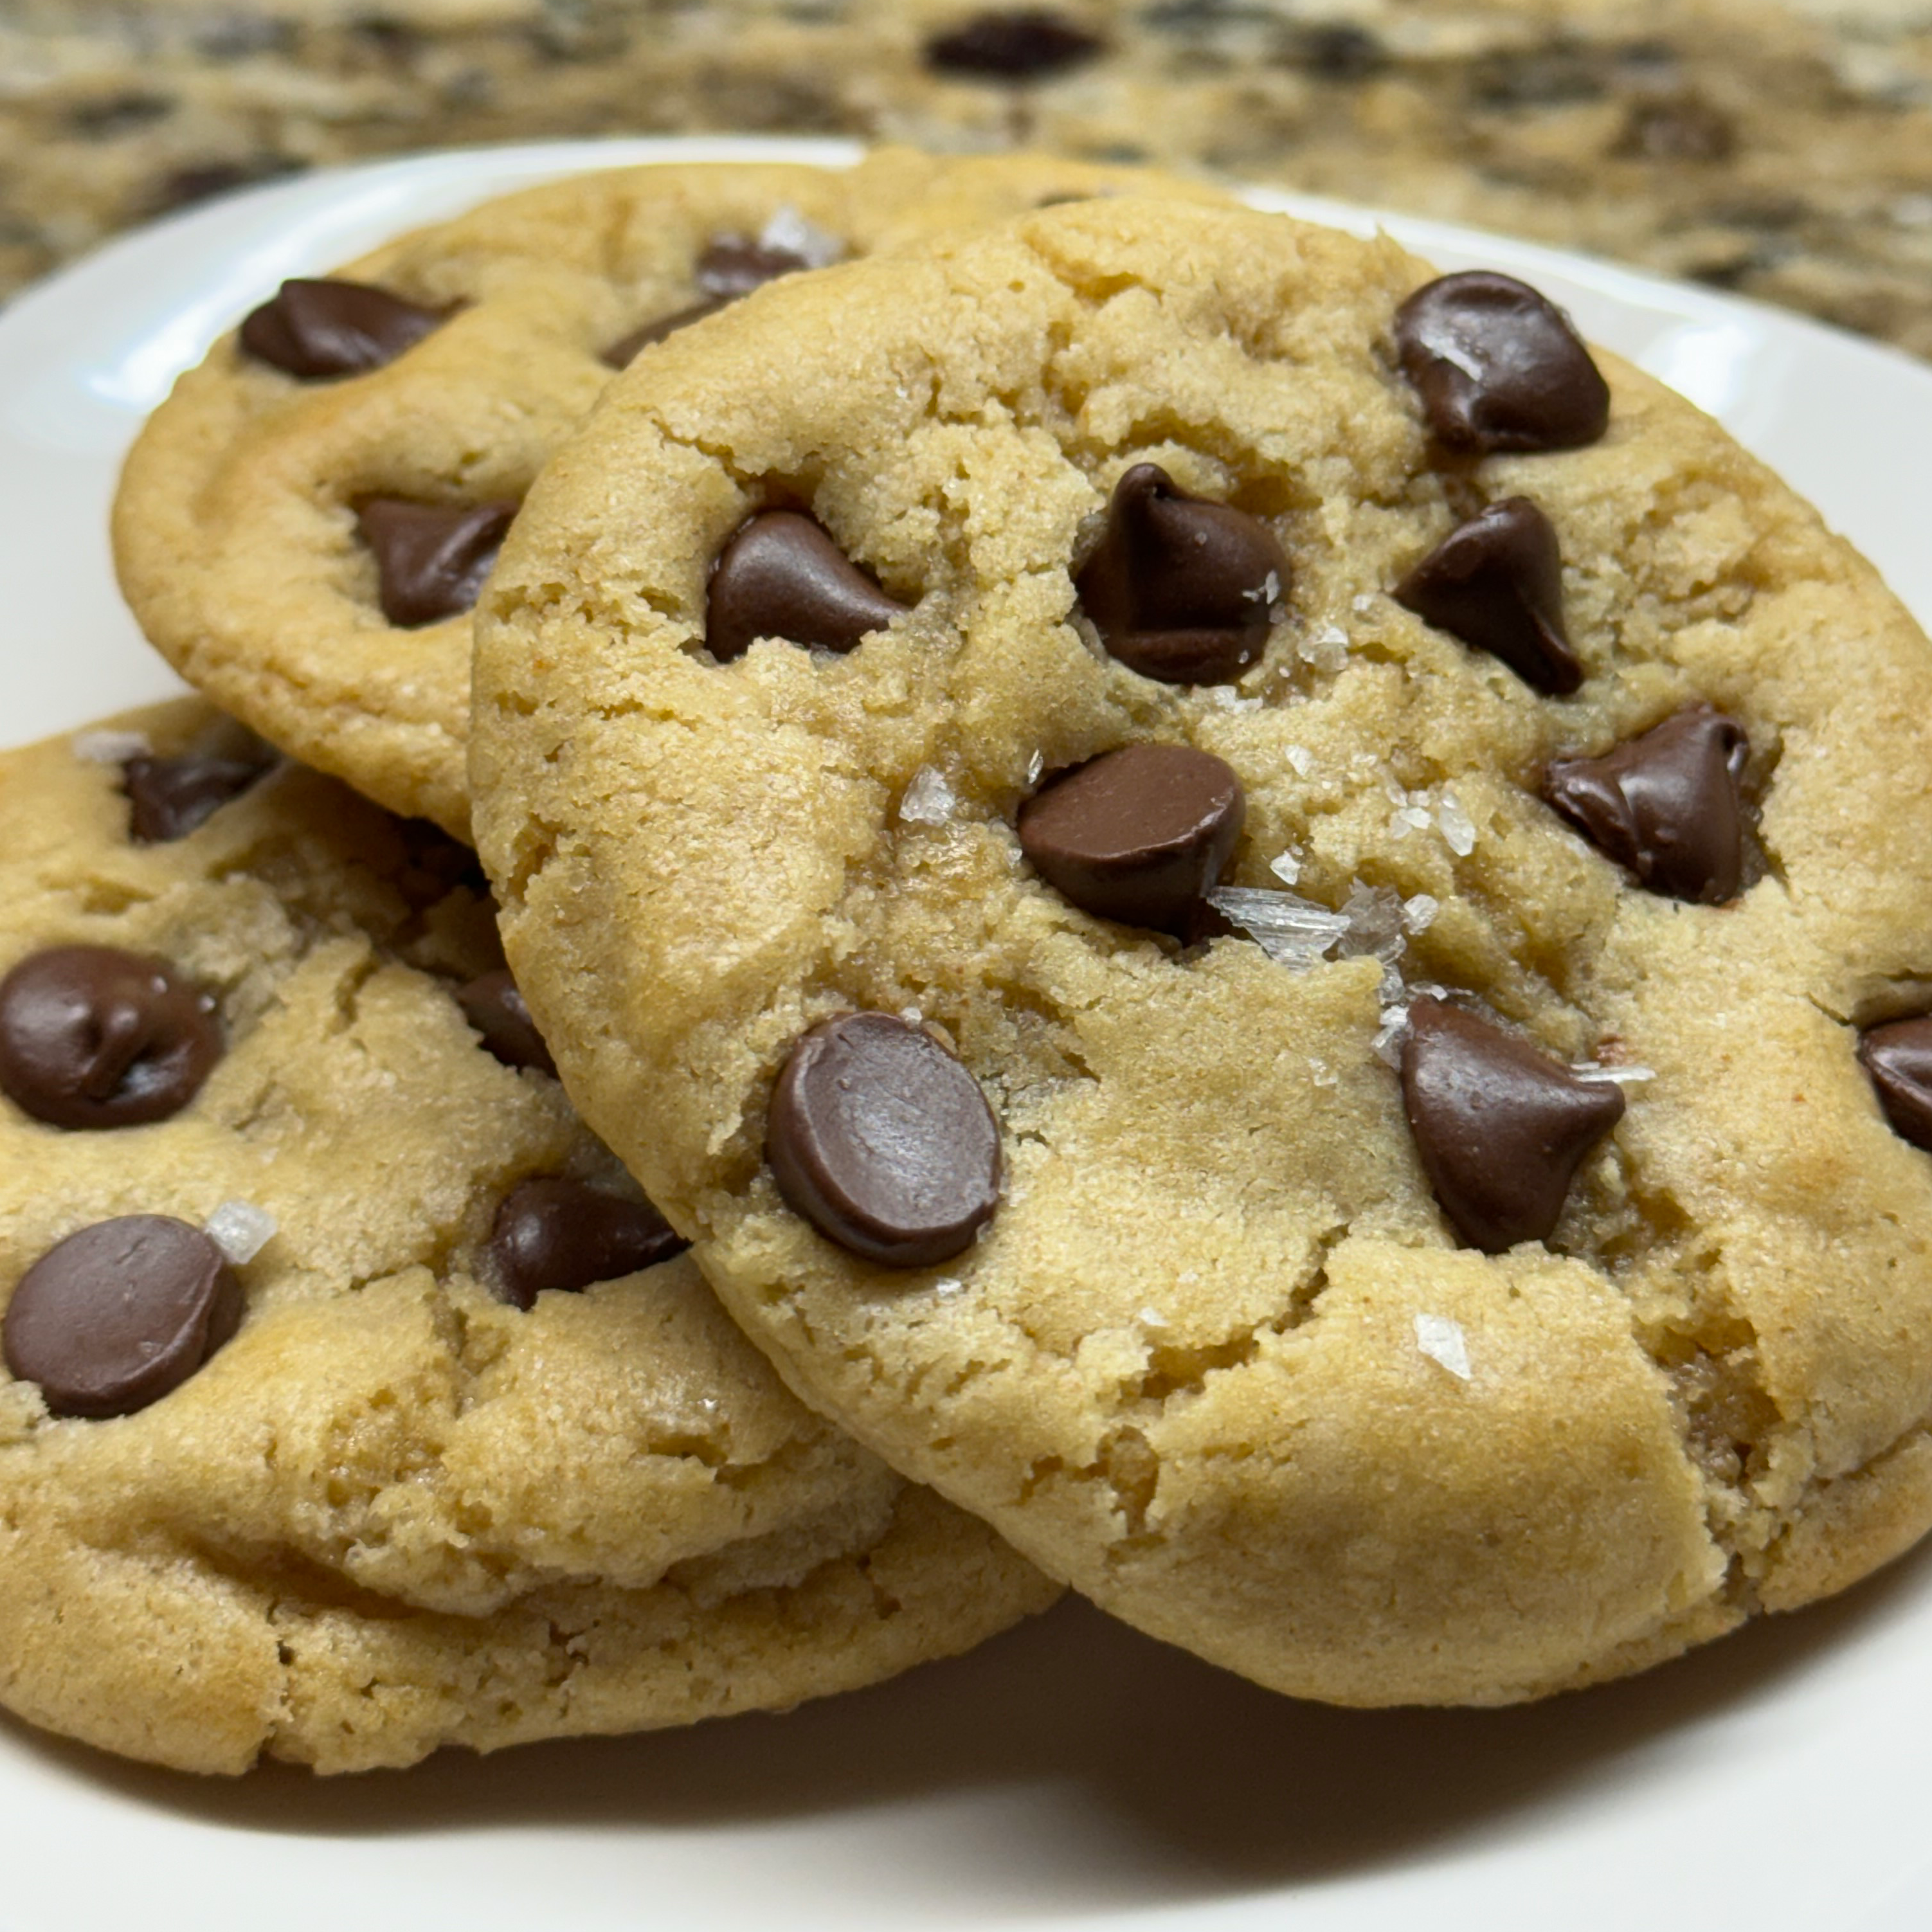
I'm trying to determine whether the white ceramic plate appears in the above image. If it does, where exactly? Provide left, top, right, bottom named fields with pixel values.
left=1, top=137, right=1929, bottom=1932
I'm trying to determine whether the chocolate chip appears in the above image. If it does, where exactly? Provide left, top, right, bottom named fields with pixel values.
left=766, top=1013, right=1002, bottom=1268
left=122, top=744, right=276, bottom=844
left=694, top=238, right=812, bottom=301
left=925, top=9, right=1105, bottom=78
left=3, top=1216, right=242, bottom=1418
left=1401, top=998, right=1625, bottom=1252
left=1292, top=24, right=1387, bottom=79
left=487, top=1178, right=689, bottom=1310
left=1613, top=95, right=1737, bottom=165
left=456, top=969, right=556, bottom=1077
left=1075, top=464, right=1288, bottom=686
left=356, top=498, right=518, bottom=628
left=1018, top=744, right=1244, bottom=935
left=239, top=278, right=444, bottom=379
left=706, top=510, right=909, bottom=662
left=1394, top=496, right=1580, bottom=695
left=1393, top=271, right=1611, bottom=453
left=601, top=296, right=730, bottom=368
left=1861, top=1019, right=1932, bottom=1153
left=0, top=946, right=222, bottom=1130
left=1544, top=706, right=1749, bottom=903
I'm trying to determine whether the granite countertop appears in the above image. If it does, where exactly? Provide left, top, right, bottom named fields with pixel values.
left=2, top=1, right=1929, bottom=359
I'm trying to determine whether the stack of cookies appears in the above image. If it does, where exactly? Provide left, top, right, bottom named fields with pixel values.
left=8, top=142, right=1932, bottom=1777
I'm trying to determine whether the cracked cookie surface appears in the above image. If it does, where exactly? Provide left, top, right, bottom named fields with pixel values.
left=0, top=700, right=1055, bottom=1774
left=112, top=149, right=1229, bottom=839
left=472, top=198, right=1932, bottom=1705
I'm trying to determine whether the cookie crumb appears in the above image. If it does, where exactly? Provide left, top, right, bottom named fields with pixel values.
left=1414, top=1312, right=1472, bottom=1380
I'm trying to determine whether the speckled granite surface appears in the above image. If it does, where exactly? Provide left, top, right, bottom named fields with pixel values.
left=3, top=1, right=1929, bottom=357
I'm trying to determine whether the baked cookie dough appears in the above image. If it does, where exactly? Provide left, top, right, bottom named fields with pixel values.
left=470, top=198, right=1932, bottom=1705
left=112, top=149, right=1229, bottom=840
left=0, top=699, right=1054, bottom=1775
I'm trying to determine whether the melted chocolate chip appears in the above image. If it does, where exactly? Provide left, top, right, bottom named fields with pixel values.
left=239, top=278, right=444, bottom=379
left=3, top=1216, right=242, bottom=1418
left=925, top=9, right=1105, bottom=77
left=123, top=743, right=275, bottom=844
left=694, top=238, right=811, bottom=301
left=1394, top=496, right=1580, bottom=695
left=1018, top=744, right=1244, bottom=935
left=1859, top=1018, right=1932, bottom=1153
left=1393, top=271, right=1611, bottom=453
left=487, top=1178, right=689, bottom=1310
left=1544, top=706, right=1749, bottom=903
left=766, top=1013, right=1002, bottom=1268
left=1075, top=464, right=1288, bottom=686
left=1400, top=997, right=1625, bottom=1252
left=706, top=510, right=909, bottom=662
left=456, top=969, right=556, bottom=1077
left=0, top=946, right=221, bottom=1130
left=356, top=498, right=518, bottom=628
left=601, top=296, right=729, bottom=368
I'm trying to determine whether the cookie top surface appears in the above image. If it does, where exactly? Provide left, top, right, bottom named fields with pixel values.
left=0, top=700, right=1052, bottom=1774
left=113, top=149, right=1230, bottom=839
left=470, top=198, right=1932, bottom=1706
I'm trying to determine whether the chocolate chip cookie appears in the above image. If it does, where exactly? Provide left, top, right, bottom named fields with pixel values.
left=113, top=149, right=1229, bottom=839
left=469, top=197, right=1932, bottom=1705
left=0, top=700, right=1054, bottom=1774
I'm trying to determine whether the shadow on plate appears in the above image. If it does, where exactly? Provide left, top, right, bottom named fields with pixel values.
left=10, top=1532, right=1932, bottom=1913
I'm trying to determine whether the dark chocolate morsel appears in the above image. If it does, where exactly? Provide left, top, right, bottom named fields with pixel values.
left=925, top=9, right=1105, bottom=78
left=694, top=237, right=812, bottom=301
left=1400, top=997, right=1625, bottom=1252
left=487, top=1177, right=689, bottom=1310
left=356, top=498, right=519, bottom=628
left=238, top=278, right=444, bottom=379
left=1074, top=464, right=1288, bottom=686
left=767, top=1013, right=1002, bottom=1268
left=3, top=1215, right=242, bottom=1418
left=0, top=945, right=221, bottom=1130
left=1544, top=706, right=1750, bottom=903
left=601, top=296, right=729, bottom=368
left=1018, top=743, right=1245, bottom=935
left=456, top=969, right=557, bottom=1077
left=1394, top=496, right=1580, bottom=695
left=1393, top=271, right=1611, bottom=453
left=1859, top=1018, right=1932, bottom=1153
left=706, top=510, right=909, bottom=662
left=123, top=743, right=275, bottom=844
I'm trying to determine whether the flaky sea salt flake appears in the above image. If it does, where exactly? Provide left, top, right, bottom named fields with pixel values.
left=1138, top=1307, right=1169, bottom=1330
left=1268, top=848, right=1302, bottom=887
left=1285, top=745, right=1314, bottom=778
left=1299, top=622, right=1350, bottom=673
left=759, top=204, right=843, bottom=267
left=1206, top=887, right=1350, bottom=969
left=1572, top=1061, right=1656, bottom=1087
left=1351, top=593, right=1375, bottom=615
left=71, top=728, right=150, bottom=765
left=1435, top=788, right=1477, bottom=857
left=1402, top=892, right=1440, bottom=934
left=1414, top=1312, right=1472, bottom=1380
left=205, top=1199, right=278, bottom=1265
left=898, top=765, right=958, bottom=826
left=1025, top=749, right=1045, bottom=786
left=1372, top=1004, right=1410, bottom=1067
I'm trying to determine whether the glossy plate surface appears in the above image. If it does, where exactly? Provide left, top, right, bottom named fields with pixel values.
left=1, top=136, right=1929, bottom=1932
